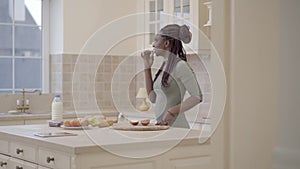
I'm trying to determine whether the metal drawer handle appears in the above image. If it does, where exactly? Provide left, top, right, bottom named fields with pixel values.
left=16, top=148, right=23, bottom=154
left=0, top=161, right=7, bottom=167
left=46, top=156, right=55, bottom=163
left=16, top=166, right=23, bottom=169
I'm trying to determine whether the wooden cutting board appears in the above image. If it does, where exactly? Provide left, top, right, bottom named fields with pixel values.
left=111, top=124, right=170, bottom=131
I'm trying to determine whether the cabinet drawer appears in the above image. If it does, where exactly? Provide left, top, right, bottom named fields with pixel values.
left=8, top=158, right=37, bottom=169
left=0, top=154, right=9, bottom=169
left=38, top=148, right=70, bottom=169
left=10, top=142, right=37, bottom=163
left=0, top=139, right=8, bottom=154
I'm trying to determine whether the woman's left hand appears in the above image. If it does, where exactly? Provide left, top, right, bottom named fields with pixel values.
left=161, top=110, right=178, bottom=126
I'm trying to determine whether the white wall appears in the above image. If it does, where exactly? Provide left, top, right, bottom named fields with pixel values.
left=210, top=1, right=229, bottom=168
left=229, top=0, right=279, bottom=169
left=50, top=0, right=140, bottom=55
left=273, top=0, right=300, bottom=168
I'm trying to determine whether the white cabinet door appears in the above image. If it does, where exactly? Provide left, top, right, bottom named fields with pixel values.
left=168, top=156, right=211, bottom=169
left=38, top=148, right=70, bottom=169
left=10, top=142, right=37, bottom=163
left=75, top=152, right=157, bottom=169
left=164, top=142, right=212, bottom=169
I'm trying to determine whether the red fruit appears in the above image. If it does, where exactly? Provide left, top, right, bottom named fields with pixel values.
left=141, top=120, right=150, bottom=126
left=130, top=121, right=139, bottom=126
left=70, top=119, right=81, bottom=127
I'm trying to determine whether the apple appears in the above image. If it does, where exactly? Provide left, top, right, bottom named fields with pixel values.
left=63, top=120, right=71, bottom=127
left=70, top=119, right=81, bottom=127
left=141, top=120, right=150, bottom=126
left=130, top=120, right=139, bottom=126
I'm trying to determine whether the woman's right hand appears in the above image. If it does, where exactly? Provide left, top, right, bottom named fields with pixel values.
left=141, top=50, right=154, bottom=69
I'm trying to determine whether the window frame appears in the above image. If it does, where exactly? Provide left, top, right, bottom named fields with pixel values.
left=42, top=0, right=50, bottom=93
left=143, top=0, right=199, bottom=53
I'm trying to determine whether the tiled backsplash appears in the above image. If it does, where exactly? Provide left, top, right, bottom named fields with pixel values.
left=50, top=53, right=211, bottom=121
left=0, top=94, right=54, bottom=113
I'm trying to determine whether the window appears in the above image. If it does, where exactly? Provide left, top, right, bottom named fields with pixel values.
left=144, top=0, right=199, bottom=52
left=0, top=0, right=49, bottom=94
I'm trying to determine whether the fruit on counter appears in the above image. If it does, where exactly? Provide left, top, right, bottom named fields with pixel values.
left=62, top=115, right=116, bottom=127
left=88, top=116, right=104, bottom=125
left=63, top=120, right=71, bottom=127
left=70, top=119, right=81, bottom=127
left=88, top=118, right=97, bottom=126
left=106, top=120, right=115, bottom=126
left=87, top=115, right=116, bottom=127
left=80, top=119, right=89, bottom=127
left=141, top=119, right=150, bottom=126
left=130, top=120, right=139, bottom=126
left=63, top=118, right=89, bottom=127
left=88, top=115, right=106, bottom=127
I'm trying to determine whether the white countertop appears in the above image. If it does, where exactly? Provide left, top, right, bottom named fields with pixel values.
left=0, top=124, right=209, bottom=155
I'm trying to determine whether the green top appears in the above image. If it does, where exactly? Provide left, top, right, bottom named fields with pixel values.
left=153, top=60, right=202, bottom=128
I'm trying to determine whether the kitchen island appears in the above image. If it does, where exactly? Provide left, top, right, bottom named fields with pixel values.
left=0, top=124, right=214, bottom=169
left=0, top=111, right=118, bottom=126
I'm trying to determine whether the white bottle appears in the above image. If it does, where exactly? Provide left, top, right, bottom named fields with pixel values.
left=51, top=95, right=63, bottom=121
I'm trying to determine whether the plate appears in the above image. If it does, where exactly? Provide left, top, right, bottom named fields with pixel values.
left=61, top=125, right=92, bottom=130
left=111, top=124, right=170, bottom=131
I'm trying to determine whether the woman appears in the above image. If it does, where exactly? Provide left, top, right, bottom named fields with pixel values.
left=141, top=24, right=202, bottom=128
